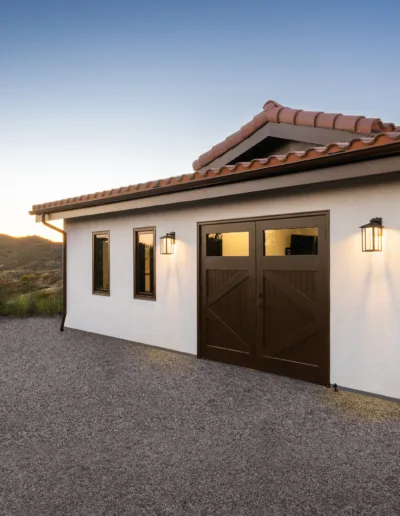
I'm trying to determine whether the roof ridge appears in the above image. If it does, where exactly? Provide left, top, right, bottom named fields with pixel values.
left=192, top=100, right=398, bottom=171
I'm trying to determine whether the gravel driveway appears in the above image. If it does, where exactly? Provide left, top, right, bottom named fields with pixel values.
left=1, top=317, right=399, bottom=516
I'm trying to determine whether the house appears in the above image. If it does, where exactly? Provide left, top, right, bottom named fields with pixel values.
left=30, top=100, right=400, bottom=401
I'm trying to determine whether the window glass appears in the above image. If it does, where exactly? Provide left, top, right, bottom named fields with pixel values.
left=93, top=233, right=110, bottom=293
left=206, top=232, right=249, bottom=256
left=264, top=227, right=318, bottom=256
left=135, top=230, right=155, bottom=298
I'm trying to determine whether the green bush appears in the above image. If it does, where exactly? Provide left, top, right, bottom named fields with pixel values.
left=0, top=290, right=63, bottom=316
left=36, top=288, right=56, bottom=298
left=19, top=274, right=36, bottom=282
left=34, top=293, right=63, bottom=315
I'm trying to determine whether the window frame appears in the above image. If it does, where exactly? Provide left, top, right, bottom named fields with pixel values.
left=133, top=227, right=156, bottom=301
left=92, top=230, right=111, bottom=296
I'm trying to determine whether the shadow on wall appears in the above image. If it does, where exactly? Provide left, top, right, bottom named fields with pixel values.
left=382, top=228, right=400, bottom=338
left=160, top=237, right=197, bottom=346
left=330, top=223, right=400, bottom=385
left=349, top=227, right=400, bottom=384
left=161, top=236, right=183, bottom=302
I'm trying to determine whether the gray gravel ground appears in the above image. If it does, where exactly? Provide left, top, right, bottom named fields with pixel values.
left=1, top=317, right=400, bottom=516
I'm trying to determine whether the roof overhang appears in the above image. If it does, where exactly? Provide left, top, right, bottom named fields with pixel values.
left=34, top=146, right=400, bottom=223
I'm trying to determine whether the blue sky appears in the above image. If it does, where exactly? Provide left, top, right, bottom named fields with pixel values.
left=1, top=0, right=400, bottom=240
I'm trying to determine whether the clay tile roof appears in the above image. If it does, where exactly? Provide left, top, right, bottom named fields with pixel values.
left=30, top=132, right=400, bottom=215
left=192, top=100, right=398, bottom=171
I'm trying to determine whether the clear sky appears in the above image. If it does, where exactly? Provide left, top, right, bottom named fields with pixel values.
left=1, top=0, right=400, bottom=241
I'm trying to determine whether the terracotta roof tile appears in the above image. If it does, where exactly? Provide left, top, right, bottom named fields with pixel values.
left=334, top=115, right=363, bottom=132
left=264, top=106, right=284, bottom=123
left=192, top=100, right=398, bottom=171
left=277, top=108, right=297, bottom=125
left=30, top=132, right=400, bottom=214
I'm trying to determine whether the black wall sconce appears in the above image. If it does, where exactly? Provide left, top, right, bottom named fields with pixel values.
left=160, top=232, right=176, bottom=255
left=360, top=218, right=383, bottom=252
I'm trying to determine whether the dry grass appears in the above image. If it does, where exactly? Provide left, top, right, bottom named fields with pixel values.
left=0, top=269, right=62, bottom=316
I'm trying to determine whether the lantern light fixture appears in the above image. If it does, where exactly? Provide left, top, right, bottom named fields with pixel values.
left=160, top=232, right=176, bottom=255
left=360, top=217, right=383, bottom=252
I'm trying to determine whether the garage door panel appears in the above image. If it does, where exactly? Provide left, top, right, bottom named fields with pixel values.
left=259, top=356, right=320, bottom=384
left=277, top=332, right=320, bottom=366
left=272, top=270, right=318, bottom=303
left=202, top=343, right=253, bottom=368
left=206, top=269, right=249, bottom=306
left=263, top=322, right=319, bottom=362
left=263, top=270, right=318, bottom=316
left=206, top=310, right=251, bottom=353
left=207, top=272, right=253, bottom=352
left=256, top=215, right=329, bottom=385
left=200, top=221, right=256, bottom=366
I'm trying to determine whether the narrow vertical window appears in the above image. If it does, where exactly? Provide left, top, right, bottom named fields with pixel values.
left=134, top=228, right=155, bottom=300
left=93, top=232, right=110, bottom=295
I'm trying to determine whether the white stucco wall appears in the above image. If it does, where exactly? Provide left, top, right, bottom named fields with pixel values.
left=65, top=180, right=400, bottom=399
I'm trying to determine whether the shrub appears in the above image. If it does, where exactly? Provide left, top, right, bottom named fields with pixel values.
left=19, top=274, right=36, bottom=282
left=0, top=290, right=63, bottom=316
left=9, top=295, right=31, bottom=316
left=33, top=293, right=63, bottom=315
left=36, top=288, right=54, bottom=298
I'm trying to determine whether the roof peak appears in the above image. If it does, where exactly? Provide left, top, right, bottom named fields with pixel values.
left=263, top=100, right=283, bottom=111
left=193, top=100, right=399, bottom=171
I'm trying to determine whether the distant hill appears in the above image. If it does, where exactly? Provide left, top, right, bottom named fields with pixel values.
left=0, top=234, right=62, bottom=271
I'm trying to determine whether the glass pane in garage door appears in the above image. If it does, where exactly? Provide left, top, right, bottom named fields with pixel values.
left=206, top=232, right=249, bottom=256
left=264, top=227, right=318, bottom=256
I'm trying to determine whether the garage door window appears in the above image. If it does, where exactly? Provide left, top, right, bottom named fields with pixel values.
left=206, top=232, right=249, bottom=256
left=264, top=227, right=318, bottom=256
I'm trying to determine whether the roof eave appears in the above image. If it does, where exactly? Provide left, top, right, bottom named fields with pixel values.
left=29, top=141, right=400, bottom=216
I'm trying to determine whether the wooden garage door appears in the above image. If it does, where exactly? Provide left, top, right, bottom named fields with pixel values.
left=199, top=221, right=256, bottom=368
left=199, top=213, right=329, bottom=386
